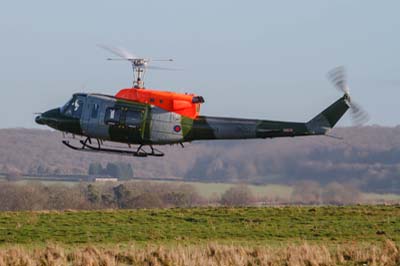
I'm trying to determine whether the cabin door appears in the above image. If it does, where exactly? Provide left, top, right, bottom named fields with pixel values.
left=83, top=96, right=109, bottom=139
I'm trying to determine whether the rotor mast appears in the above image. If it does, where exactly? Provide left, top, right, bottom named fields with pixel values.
left=130, top=59, right=147, bottom=88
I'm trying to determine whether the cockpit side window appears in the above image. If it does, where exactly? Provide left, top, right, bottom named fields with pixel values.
left=60, top=98, right=73, bottom=114
left=71, top=98, right=83, bottom=118
left=63, top=101, right=74, bottom=117
left=61, top=96, right=85, bottom=119
left=91, top=104, right=99, bottom=119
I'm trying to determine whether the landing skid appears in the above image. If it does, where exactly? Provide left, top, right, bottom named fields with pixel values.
left=62, top=138, right=164, bottom=157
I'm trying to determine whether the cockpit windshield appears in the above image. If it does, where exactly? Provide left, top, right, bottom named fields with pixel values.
left=60, top=96, right=84, bottom=119
left=60, top=98, right=73, bottom=114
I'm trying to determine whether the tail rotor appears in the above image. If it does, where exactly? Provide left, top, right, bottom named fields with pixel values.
left=327, top=66, right=369, bottom=125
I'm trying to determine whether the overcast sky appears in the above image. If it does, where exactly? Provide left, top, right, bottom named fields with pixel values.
left=1, top=0, right=399, bottom=128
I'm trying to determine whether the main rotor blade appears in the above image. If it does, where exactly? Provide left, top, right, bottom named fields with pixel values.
left=152, top=59, right=174, bottom=62
left=146, top=65, right=182, bottom=71
left=98, top=44, right=138, bottom=60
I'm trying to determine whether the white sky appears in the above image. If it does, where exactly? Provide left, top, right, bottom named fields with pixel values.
left=1, top=0, right=399, bottom=128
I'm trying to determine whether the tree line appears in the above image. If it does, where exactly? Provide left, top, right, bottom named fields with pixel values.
left=0, top=180, right=385, bottom=211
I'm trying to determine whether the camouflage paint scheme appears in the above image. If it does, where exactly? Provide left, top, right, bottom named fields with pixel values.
left=35, top=93, right=349, bottom=145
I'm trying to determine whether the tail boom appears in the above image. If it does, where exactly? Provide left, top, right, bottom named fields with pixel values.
left=183, top=96, right=350, bottom=142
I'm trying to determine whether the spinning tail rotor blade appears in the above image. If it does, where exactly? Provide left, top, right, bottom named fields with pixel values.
left=349, top=101, right=370, bottom=126
left=327, top=66, right=349, bottom=94
left=327, top=66, right=369, bottom=126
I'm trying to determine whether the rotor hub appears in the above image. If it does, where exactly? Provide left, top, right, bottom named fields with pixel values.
left=133, top=59, right=147, bottom=67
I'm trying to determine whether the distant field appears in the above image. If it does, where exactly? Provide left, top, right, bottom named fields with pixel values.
left=362, top=192, right=400, bottom=201
left=0, top=206, right=399, bottom=246
left=135, top=180, right=293, bottom=199
left=148, top=180, right=400, bottom=202
left=190, top=182, right=292, bottom=199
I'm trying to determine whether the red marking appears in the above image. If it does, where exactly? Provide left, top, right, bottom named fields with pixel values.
left=115, top=88, right=204, bottom=119
left=174, top=125, right=182, bottom=132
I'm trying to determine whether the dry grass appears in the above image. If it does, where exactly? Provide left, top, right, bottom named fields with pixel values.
left=0, top=240, right=398, bottom=266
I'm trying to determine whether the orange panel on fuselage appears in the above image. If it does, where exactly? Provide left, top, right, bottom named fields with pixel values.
left=115, top=88, right=202, bottom=119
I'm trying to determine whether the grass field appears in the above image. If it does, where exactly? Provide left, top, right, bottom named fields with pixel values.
left=0, top=206, right=399, bottom=246
left=0, top=206, right=399, bottom=265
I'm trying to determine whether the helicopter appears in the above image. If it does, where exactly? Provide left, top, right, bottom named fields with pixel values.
left=35, top=46, right=368, bottom=157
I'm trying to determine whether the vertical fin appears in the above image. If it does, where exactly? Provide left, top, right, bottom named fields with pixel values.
left=306, top=95, right=350, bottom=135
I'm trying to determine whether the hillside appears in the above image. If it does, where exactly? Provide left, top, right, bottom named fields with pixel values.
left=1, top=127, right=400, bottom=193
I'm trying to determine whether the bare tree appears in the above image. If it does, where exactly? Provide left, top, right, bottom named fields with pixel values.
left=321, top=182, right=362, bottom=205
left=130, top=193, right=165, bottom=209
left=220, top=185, right=255, bottom=206
left=2, top=165, right=22, bottom=181
left=0, top=182, right=48, bottom=211
left=291, top=180, right=322, bottom=205
left=47, top=184, right=91, bottom=210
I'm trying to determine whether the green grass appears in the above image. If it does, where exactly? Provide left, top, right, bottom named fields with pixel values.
left=0, top=206, right=399, bottom=246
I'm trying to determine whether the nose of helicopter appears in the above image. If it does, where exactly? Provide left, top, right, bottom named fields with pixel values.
left=35, top=108, right=61, bottom=127
left=35, top=115, right=45, bottom=125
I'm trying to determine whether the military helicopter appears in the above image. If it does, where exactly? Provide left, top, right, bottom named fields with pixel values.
left=35, top=46, right=368, bottom=157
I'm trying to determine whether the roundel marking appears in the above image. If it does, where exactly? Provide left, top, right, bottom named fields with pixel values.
left=173, top=125, right=182, bottom=133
